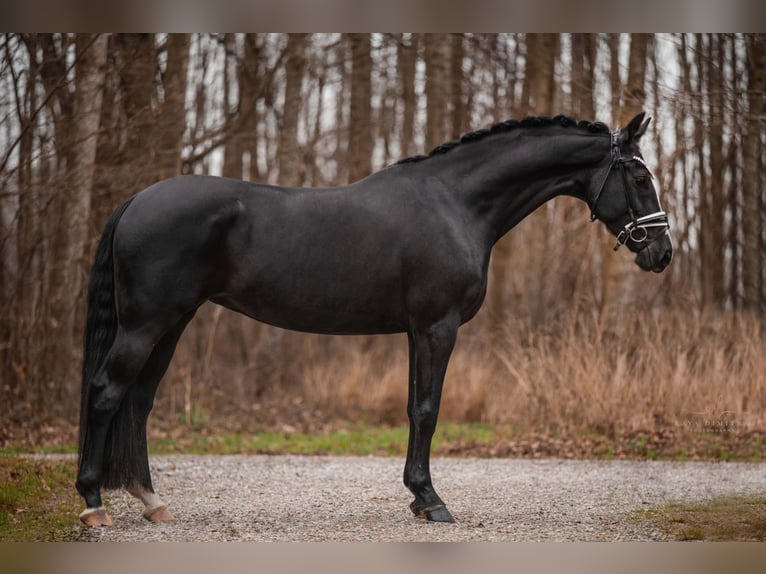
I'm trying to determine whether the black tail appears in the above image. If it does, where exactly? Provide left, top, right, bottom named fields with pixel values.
left=78, top=196, right=136, bottom=481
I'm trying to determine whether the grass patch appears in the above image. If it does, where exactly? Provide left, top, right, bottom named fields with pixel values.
left=2, top=422, right=762, bottom=461
left=433, top=422, right=502, bottom=447
left=149, top=425, right=410, bottom=456
left=638, top=496, right=766, bottom=541
left=145, top=422, right=506, bottom=456
left=0, top=444, right=78, bottom=457
left=0, top=456, right=82, bottom=541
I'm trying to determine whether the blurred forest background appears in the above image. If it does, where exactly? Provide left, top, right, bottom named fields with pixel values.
left=1, top=33, right=765, bottom=447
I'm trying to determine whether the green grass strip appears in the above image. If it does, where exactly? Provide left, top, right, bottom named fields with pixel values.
left=146, top=422, right=503, bottom=456
left=637, top=496, right=766, bottom=541
left=0, top=456, right=82, bottom=541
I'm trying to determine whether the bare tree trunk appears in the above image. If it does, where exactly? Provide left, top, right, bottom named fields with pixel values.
left=742, top=34, right=765, bottom=312
left=397, top=33, right=417, bottom=158
left=564, top=34, right=598, bottom=309
left=524, top=33, right=558, bottom=115
left=90, top=34, right=121, bottom=240
left=277, top=33, right=307, bottom=187
left=706, top=34, right=727, bottom=306
left=241, top=34, right=263, bottom=182
left=70, top=33, right=109, bottom=279
left=45, top=33, right=108, bottom=407
left=223, top=34, right=270, bottom=182
left=727, top=35, right=742, bottom=308
left=424, top=34, right=451, bottom=151
left=90, top=34, right=158, bottom=253
left=258, top=33, right=309, bottom=395
left=570, top=34, right=596, bottom=120
left=2, top=35, right=44, bottom=407
left=695, top=35, right=715, bottom=308
left=15, top=35, right=42, bottom=361
left=36, top=34, right=75, bottom=407
left=449, top=33, right=465, bottom=139
left=608, top=34, right=622, bottom=126
left=524, top=33, right=558, bottom=325
left=491, top=33, right=559, bottom=328
left=677, top=35, right=694, bottom=300
left=648, top=36, right=677, bottom=302
left=115, top=34, right=157, bottom=193
left=346, top=33, right=373, bottom=183
left=600, top=34, right=648, bottom=320
left=376, top=35, right=398, bottom=167
left=37, top=34, right=73, bottom=150
left=621, top=34, right=650, bottom=121
left=222, top=34, right=244, bottom=179
left=487, top=33, right=519, bottom=329
left=155, top=34, right=190, bottom=181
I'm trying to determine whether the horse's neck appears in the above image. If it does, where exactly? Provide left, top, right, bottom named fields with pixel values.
left=441, top=131, right=608, bottom=244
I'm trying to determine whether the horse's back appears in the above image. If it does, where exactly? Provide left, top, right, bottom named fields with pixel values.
left=112, top=176, right=409, bottom=333
left=112, top=174, right=488, bottom=335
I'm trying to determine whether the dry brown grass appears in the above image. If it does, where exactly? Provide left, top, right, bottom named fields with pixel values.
left=274, top=308, right=766, bottom=437
left=462, top=308, right=764, bottom=436
left=3, top=305, right=764, bottom=457
left=97, top=305, right=764, bottom=452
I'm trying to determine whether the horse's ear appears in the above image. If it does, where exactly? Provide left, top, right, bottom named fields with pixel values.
left=634, top=115, right=651, bottom=141
left=619, top=112, right=649, bottom=144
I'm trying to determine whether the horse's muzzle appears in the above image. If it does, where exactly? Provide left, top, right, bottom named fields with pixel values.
left=634, top=232, right=673, bottom=273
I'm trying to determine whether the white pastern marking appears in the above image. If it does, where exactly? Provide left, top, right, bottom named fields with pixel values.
left=127, top=484, right=167, bottom=512
left=80, top=505, right=106, bottom=517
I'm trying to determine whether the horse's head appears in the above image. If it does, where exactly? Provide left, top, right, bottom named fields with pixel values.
left=588, top=112, right=673, bottom=273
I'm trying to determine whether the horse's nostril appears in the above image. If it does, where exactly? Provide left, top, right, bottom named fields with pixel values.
left=660, top=249, right=672, bottom=267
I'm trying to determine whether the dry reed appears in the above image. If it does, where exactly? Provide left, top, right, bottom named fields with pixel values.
left=158, top=307, right=766, bottom=438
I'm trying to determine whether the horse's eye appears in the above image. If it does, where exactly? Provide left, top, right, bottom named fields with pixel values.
left=635, top=176, right=648, bottom=186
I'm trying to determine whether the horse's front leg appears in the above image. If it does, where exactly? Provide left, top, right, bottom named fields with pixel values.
left=403, top=314, right=458, bottom=523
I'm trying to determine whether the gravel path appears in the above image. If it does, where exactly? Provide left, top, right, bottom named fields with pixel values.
left=81, top=455, right=765, bottom=542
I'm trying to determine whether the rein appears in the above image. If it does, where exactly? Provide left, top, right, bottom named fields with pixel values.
left=590, top=130, right=669, bottom=251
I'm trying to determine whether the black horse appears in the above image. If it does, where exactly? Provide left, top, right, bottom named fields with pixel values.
left=76, top=112, right=672, bottom=526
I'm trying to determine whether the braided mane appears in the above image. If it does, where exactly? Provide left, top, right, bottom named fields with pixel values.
left=395, top=115, right=610, bottom=165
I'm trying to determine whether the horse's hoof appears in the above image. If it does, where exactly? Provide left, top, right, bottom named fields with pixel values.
left=410, top=500, right=455, bottom=523
left=79, top=506, right=113, bottom=527
left=425, top=505, right=455, bottom=523
left=143, top=505, right=175, bottom=523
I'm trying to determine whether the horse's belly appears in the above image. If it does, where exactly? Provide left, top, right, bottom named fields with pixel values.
left=212, top=275, right=408, bottom=335
left=212, top=298, right=408, bottom=335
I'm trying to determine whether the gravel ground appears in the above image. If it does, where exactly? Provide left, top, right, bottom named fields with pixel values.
left=81, top=455, right=765, bottom=542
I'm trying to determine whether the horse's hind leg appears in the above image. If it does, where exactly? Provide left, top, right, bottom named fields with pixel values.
left=125, top=311, right=196, bottom=522
left=77, top=326, right=162, bottom=526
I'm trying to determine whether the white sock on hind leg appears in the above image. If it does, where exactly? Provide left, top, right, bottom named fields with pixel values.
left=127, top=484, right=168, bottom=513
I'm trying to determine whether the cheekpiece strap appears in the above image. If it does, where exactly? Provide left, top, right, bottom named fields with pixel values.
left=610, top=129, right=622, bottom=160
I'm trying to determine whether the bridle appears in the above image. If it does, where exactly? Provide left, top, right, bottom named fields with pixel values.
left=589, top=129, right=669, bottom=251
